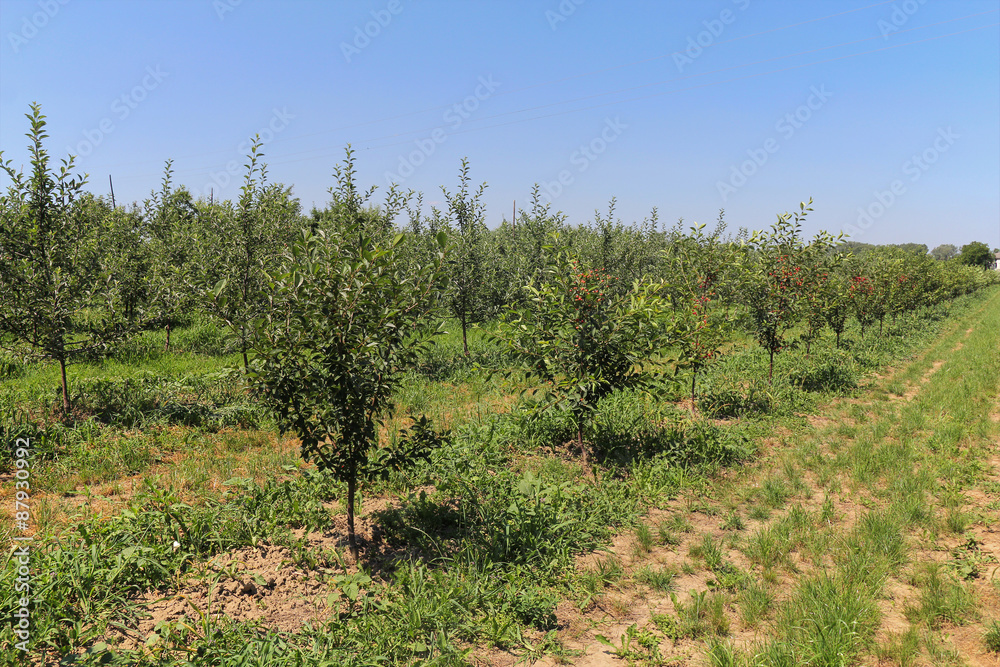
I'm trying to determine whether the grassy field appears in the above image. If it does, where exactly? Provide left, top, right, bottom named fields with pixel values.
left=2, top=287, right=999, bottom=666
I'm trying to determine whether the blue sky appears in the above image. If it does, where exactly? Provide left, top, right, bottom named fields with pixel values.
left=1, top=0, right=998, bottom=249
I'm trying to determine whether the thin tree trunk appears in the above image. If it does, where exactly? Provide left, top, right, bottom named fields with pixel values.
left=59, top=355, right=70, bottom=415
left=460, top=310, right=469, bottom=356
left=242, top=346, right=249, bottom=373
left=347, top=476, right=358, bottom=561
left=690, top=367, right=697, bottom=413
left=836, top=330, right=841, bottom=348
left=768, top=348, right=775, bottom=384
left=577, top=424, right=588, bottom=469
left=164, top=324, right=171, bottom=352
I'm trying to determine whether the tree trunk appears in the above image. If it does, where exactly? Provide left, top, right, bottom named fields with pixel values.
left=836, top=330, right=841, bottom=348
left=347, top=475, right=358, bottom=561
left=768, top=348, right=775, bottom=384
left=59, top=355, right=70, bottom=415
left=164, top=324, right=171, bottom=352
left=460, top=310, right=469, bottom=356
left=690, top=367, right=697, bottom=413
left=577, top=424, right=588, bottom=469
left=242, top=346, right=249, bottom=373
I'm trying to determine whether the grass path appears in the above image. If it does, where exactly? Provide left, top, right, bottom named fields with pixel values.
left=530, top=289, right=1000, bottom=666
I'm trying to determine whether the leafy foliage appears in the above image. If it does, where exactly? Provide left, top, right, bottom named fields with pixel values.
left=737, top=199, right=839, bottom=381
left=494, top=243, right=677, bottom=463
left=0, top=103, right=131, bottom=412
left=250, top=223, right=448, bottom=557
left=195, top=139, right=300, bottom=371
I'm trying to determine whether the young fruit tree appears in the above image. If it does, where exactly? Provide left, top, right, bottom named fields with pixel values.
left=738, top=200, right=839, bottom=382
left=493, top=239, right=677, bottom=467
left=662, top=221, right=731, bottom=409
left=0, top=104, right=131, bottom=414
left=798, top=244, right=842, bottom=354
left=821, top=271, right=851, bottom=349
left=143, top=161, right=201, bottom=351
left=197, top=139, right=299, bottom=371
left=441, top=158, right=492, bottom=355
left=250, top=225, right=450, bottom=560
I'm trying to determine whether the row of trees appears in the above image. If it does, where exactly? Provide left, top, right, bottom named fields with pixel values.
left=842, top=240, right=998, bottom=270
left=3, top=105, right=998, bottom=555
left=3, top=104, right=997, bottom=413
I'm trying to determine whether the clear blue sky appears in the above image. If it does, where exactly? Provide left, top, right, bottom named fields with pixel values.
left=2, top=0, right=998, bottom=249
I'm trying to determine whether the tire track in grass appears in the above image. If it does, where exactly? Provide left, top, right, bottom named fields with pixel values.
left=896, top=287, right=1000, bottom=667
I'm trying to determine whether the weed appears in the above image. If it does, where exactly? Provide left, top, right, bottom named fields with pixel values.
left=776, top=572, right=880, bottom=666
left=672, top=589, right=730, bottom=638
left=634, top=522, right=654, bottom=554
left=761, top=476, right=791, bottom=508
left=984, top=619, right=1000, bottom=653
left=656, top=523, right=681, bottom=547
left=577, top=556, right=625, bottom=598
left=710, top=562, right=749, bottom=593
left=905, top=563, right=979, bottom=629
left=651, top=612, right=681, bottom=642
left=875, top=627, right=921, bottom=667
left=596, top=623, right=663, bottom=664
left=665, top=513, right=693, bottom=533
left=737, top=578, right=772, bottom=628
left=690, top=533, right=725, bottom=570
left=944, top=507, right=970, bottom=534
left=721, top=511, right=745, bottom=531
left=819, top=494, right=836, bottom=524
left=947, top=535, right=996, bottom=581
left=705, top=638, right=743, bottom=667
left=638, top=565, right=677, bottom=593
left=742, top=523, right=791, bottom=570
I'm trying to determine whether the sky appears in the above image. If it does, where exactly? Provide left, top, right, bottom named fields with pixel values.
left=1, top=0, right=998, bottom=250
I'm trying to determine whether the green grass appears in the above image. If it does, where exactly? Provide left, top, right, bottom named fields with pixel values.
left=984, top=619, right=1000, bottom=653
left=671, top=589, right=730, bottom=639
left=905, top=563, right=979, bottom=630
left=637, top=564, right=678, bottom=593
left=634, top=522, right=654, bottom=554
left=736, top=578, right=772, bottom=628
left=2, top=287, right=998, bottom=665
left=874, top=627, right=921, bottom=667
